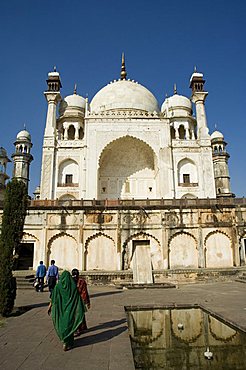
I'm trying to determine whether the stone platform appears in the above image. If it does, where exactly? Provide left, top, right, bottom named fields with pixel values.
left=1, top=281, right=246, bottom=369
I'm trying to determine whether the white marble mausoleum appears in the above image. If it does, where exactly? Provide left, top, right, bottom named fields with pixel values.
left=1, top=57, right=246, bottom=282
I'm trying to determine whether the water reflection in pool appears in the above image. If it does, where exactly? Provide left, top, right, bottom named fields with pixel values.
left=126, top=307, right=246, bottom=369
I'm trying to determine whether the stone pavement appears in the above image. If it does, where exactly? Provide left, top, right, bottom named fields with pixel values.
left=0, top=281, right=246, bottom=370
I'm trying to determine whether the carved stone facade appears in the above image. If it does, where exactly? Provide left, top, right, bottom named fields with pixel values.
left=16, top=198, right=246, bottom=277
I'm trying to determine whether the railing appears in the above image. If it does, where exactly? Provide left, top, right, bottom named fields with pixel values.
left=57, top=183, right=79, bottom=187
left=22, top=197, right=246, bottom=209
left=0, top=197, right=246, bottom=210
left=178, top=183, right=198, bottom=187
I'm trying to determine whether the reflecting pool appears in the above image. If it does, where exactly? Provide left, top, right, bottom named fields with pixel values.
left=126, top=306, right=246, bottom=369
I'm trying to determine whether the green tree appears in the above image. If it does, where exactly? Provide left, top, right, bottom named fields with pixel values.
left=0, top=179, right=28, bottom=316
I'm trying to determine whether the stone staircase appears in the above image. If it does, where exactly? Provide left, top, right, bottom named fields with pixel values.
left=235, top=272, right=246, bottom=284
left=13, top=270, right=36, bottom=290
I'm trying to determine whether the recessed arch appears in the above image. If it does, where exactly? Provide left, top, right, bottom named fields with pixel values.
left=67, top=125, right=75, bottom=140
left=98, top=135, right=158, bottom=200
left=21, top=232, right=39, bottom=242
left=204, top=230, right=232, bottom=267
left=181, top=193, right=197, bottom=199
left=58, top=158, right=79, bottom=186
left=122, top=231, right=162, bottom=270
left=59, top=194, right=77, bottom=200
left=177, top=158, right=198, bottom=185
left=47, top=232, right=78, bottom=270
left=84, top=232, right=116, bottom=270
left=168, top=231, right=198, bottom=269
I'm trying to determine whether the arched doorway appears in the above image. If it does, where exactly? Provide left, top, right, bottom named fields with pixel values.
left=15, top=243, right=34, bottom=270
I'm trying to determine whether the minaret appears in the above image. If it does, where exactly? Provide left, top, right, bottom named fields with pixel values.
left=40, top=67, right=62, bottom=199
left=11, top=129, right=33, bottom=190
left=44, top=67, right=62, bottom=137
left=0, top=147, right=10, bottom=198
left=189, top=69, right=209, bottom=139
left=211, top=131, right=234, bottom=197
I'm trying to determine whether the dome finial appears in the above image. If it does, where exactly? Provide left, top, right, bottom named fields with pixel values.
left=120, top=52, right=127, bottom=80
left=54, top=65, right=57, bottom=72
left=74, top=83, right=77, bottom=95
left=194, top=65, right=197, bottom=72
left=174, top=83, right=177, bottom=94
left=24, top=123, right=26, bottom=130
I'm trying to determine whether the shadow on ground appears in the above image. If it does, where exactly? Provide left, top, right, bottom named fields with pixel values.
left=74, top=319, right=127, bottom=347
left=11, top=302, right=50, bottom=316
left=90, top=291, right=123, bottom=298
left=86, top=318, right=126, bottom=332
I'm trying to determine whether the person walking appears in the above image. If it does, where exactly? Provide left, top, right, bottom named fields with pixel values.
left=35, top=261, right=46, bottom=292
left=46, top=260, right=59, bottom=297
left=71, top=268, right=90, bottom=336
left=47, top=270, right=85, bottom=351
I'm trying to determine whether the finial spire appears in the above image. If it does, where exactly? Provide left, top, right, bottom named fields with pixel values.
left=194, top=65, right=197, bottom=72
left=74, top=83, right=77, bottom=94
left=54, top=65, right=57, bottom=72
left=174, top=83, right=177, bottom=94
left=24, top=123, right=26, bottom=130
left=120, top=52, right=127, bottom=80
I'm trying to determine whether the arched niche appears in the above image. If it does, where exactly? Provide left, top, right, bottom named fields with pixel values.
left=123, top=232, right=162, bottom=270
left=181, top=193, right=197, bottom=199
left=177, top=158, right=198, bottom=185
left=85, top=233, right=117, bottom=270
left=98, top=135, right=157, bottom=199
left=178, top=125, right=185, bottom=139
left=205, top=231, right=232, bottom=268
left=58, top=159, right=79, bottom=185
left=59, top=194, right=76, bottom=201
left=47, top=232, right=78, bottom=270
left=169, top=232, right=198, bottom=269
left=68, top=125, right=75, bottom=140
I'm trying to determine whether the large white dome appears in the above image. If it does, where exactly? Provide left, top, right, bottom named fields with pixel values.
left=90, top=79, right=160, bottom=113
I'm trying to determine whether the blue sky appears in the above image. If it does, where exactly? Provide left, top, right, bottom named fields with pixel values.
left=0, top=0, right=245, bottom=196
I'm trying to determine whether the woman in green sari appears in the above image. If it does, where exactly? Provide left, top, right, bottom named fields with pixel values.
left=48, top=270, right=85, bottom=351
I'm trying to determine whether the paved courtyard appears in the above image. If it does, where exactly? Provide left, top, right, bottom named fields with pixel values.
left=0, top=281, right=245, bottom=369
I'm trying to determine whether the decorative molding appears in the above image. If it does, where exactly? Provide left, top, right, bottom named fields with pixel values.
left=87, top=108, right=160, bottom=120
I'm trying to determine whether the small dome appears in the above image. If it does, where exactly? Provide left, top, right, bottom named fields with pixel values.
left=90, top=79, right=160, bottom=113
left=189, top=72, right=203, bottom=83
left=59, top=93, right=86, bottom=115
left=161, top=94, right=192, bottom=116
left=16, top=130, right=31, bottom=141
left=210, top=130, right=224, bottom=140
left=0, top=147, right=8, bottom=157
left=48, top=71, right=60, bottom=78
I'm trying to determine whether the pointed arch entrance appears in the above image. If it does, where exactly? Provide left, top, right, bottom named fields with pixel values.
left=98, top=136, right=158, bottom=199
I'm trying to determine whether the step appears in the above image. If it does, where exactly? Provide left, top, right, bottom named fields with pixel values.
left=235, top=278, right=246, bottom=284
